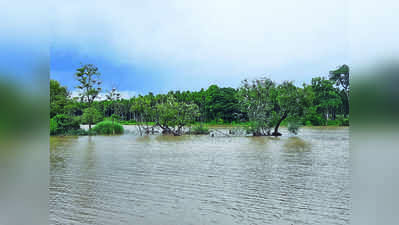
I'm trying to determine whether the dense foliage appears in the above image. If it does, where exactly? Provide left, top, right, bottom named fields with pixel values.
left=239, top=79, right=309, bottom=136
left=93, top=121, right=124, bottom=135
left=50, top=64, right=350, bottom=136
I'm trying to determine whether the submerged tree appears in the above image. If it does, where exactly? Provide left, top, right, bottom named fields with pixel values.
left=82, top=107, right=102, bottom=130
left=154, top=96, right=200, bottom=136
left=75, top=64, right=102, bottom=131
left=239, top=78, right=275, bottom=136
left=270, top=81, right=307, bottom=136
left=239, top=78, right=306, bottom=136
left=130, top=95, right=155, bottom=135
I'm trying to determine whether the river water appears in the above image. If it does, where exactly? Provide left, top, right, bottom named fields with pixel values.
left=50, top=127, right=350, bottom=225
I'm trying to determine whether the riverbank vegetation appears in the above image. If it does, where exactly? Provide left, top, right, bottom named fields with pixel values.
left=50, top=64, right=350, bottom=136
left=92, top=121, right=124, bottom=135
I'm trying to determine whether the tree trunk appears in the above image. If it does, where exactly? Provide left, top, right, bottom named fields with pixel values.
left=272, top=112, right=287, bottom=136
left=89, top=123, right=92, bottom=135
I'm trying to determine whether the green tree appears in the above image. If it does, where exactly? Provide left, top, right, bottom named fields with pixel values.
left=329, top=64, right=350, bottom=117
left=82, top=107, right=102, bottom=129
left=50, top=79, right=69, bottom=118
left=130, top=95, right=155, bottom=135
left=239, top=78, right=306, bottom=136
left=203, top=85, right=240, bottom=123
left=311, top=77, right=342, bottom=124
left=75, top=64, right=102, bottom=131
left=155, top=96, right=199, bottom=136
left=239, top=78, right=275, bottom=136
left=270, top=81, right=307, bottom=136
left=50, top=114, right=80, bottom=135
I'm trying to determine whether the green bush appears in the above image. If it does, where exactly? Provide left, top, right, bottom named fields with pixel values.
left=119, top=119, right=137, bottom=125
left=50, top=114, right=80, bottom=135
left=50, top=118, right=59, bottom=135
left=304, top=108, right=326, bottom=126
left=93, top=121, right=124, bottom=135
left=308, top=114, right=325, bottom=126
left=327, top=119, right=341, bottom=126
left=341, top=118, right=349, bottom=126
left=190, top=124, right=210, bottom=135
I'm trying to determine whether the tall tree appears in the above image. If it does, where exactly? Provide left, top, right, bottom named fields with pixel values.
left=239, top=78, right=275, bottom=136
left=130, top=95, right=155, bottom=135
left=75, top=64, right=102, bottom=131
left=270, top=81, right=307, bottom=136
left=239, top=78, right=306, bottom=136
left=329, top=64, right=350, bottom=117
left=311, top=77, right=342, bottom=123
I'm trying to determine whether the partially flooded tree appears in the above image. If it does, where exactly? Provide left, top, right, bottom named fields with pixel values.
left=154, top=96, right=200, bottom=136
left=75, top=64, right=102, bottom=131
left=239, top=78, right=306, bottom=136
left=82, top=107, right=102, bottom=130
left=270, top=81, right=307, bottom=136
left=130, top=95, right=155, bottom=135
left=239, top=78, right=275, bottom=136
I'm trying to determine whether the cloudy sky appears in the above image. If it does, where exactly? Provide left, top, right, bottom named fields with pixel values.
left=49, top=0, right=349, bottom=96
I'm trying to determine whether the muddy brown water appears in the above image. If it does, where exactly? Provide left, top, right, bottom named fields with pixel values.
left=50, top=127, right=349, bottom=225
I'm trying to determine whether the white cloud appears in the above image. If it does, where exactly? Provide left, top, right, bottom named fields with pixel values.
left=51, top=0, right=348, bottom=86
left=70, top=90, right=137, bottom=101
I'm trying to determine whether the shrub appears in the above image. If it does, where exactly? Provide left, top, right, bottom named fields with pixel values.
left=93, top=121, right=124, bottom=135
left=82, top=107, right=103, bottom=125
left=341, top=118, right=350, bottom=126
left=119, top=119, right=137, bottom=125
left=307, top=114, right=325, bottom=126
left=327, top=119, right=341, bottom=126
left=336, top=115, right=350, bottom=126
left=50, top=114, right=80, bottom=135
left=304, top=108, right=326, bottom=126
left=191, top=124, right=210, bottom=135
left=50, top=118, right=58, bottom=135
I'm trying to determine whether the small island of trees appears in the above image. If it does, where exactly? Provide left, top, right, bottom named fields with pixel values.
left=50, top=64, right=349, bottom=136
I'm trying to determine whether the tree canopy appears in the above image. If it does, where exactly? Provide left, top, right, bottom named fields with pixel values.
left=50, top=64, right=350, bottom=136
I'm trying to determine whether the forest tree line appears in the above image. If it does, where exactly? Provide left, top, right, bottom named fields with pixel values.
left=50, top=64, right=349, bottom=136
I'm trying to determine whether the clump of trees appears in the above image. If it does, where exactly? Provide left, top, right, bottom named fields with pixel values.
left=239, top=78, right=308, bottom=136
left=50, top=63, right=350, bottom=136
left=130, top=95, right=200, bottom=136
left=154, top=96, right=199, bottom=135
